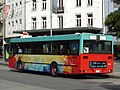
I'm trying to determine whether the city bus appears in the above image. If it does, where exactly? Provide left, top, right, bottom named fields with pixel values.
left=8, top=33, right=114, bottom=76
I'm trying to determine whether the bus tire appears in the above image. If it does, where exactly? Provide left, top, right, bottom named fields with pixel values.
left=18, top=61, right=24, bottom=73
left=51, top=63, right=58, bottom=77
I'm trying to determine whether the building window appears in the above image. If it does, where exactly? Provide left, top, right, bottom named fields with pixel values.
left=32, top=17, right=37, bottom=29
left=19, top=19, right=22, bottom=30
left=20, top=19, right=22, bottom=24
left=11, top=4, right=14, bottom=18
left=58, top=16, right=63, bottom=28
left=59, top=0, right=63, bottom=8
left=12, top=21, right=14, bottom=27
left=16, top=20, right=18, bottom=30
left=8, top=22, right=10, bottom=25
left=15, top=3, right=18, bottom=16
left=8, top=22, right=11, bottom=35
left=16, top=20, right=18, bottom=23
left=20, top=1, right=22, bottom=15
left=87, top=14, right=93, bottom=27
left=42, top=17, right=46, bottom=28
left=88, top=0, right=93, bottom=6
left=76, top=15, right=81, bottom=27
left=42, top=0, right=46, bottom=10
left=20, top=1, right=22, bottom=5
left=32, top=0, right=37, bottom=11
left=76, top=0, right=81, bottom=6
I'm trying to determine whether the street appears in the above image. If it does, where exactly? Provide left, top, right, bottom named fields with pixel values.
left=0, top=65, right=120, bottom=90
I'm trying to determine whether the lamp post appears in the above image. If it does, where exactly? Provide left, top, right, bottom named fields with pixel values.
left=50, top=0, right=52, bottom=36
left=2, top=0, right=5, bottom=61
left=101, top=0, right=103, bottom=33
left=50, top=0, right=53, bottom=53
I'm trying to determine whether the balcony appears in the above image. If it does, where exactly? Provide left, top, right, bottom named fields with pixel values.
left=57, top=7, right=64, bottom=13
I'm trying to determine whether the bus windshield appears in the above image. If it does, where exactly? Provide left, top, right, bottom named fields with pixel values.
left=83, top=40, right=112, bottom=54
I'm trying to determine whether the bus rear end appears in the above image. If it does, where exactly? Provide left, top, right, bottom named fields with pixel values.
left=79, top=34, right=114, bottom=74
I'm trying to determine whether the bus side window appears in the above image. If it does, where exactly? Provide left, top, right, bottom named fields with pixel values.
left=60, top=45, right=64, bottom=55
left=42, top=43, right=51, bottom=54
left=71, top=47, right=78, bottom=55
left=67, top=48, right=70, bottom=55
left=18, top=48, right=23, bottom=53
left=70, top=41, right=79, bottom=55
left=18, top=44, right=23, bottom=54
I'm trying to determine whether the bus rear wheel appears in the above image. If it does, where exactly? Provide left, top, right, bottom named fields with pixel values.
left=51, top=63, right=58, bottom=77
left=18, top=62, right=24, bottom=73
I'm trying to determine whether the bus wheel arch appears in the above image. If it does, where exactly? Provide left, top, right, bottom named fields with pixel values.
left=50, top=61, right=58, bottom=77
left=17, top=60, right=24, bottom=73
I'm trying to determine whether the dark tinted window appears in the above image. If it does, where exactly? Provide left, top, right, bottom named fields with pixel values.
left=83, top=40, right=112, bottom=54
left=10, top=40, right=79, bottom=55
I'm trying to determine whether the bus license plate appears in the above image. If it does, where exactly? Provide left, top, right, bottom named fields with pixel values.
left=96, top=70, right=100, bottom=73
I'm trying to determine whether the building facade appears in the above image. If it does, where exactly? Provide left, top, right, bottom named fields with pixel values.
left=0, top=0, right=3, bottom=37
left=5, top=0, right=25, bottom=37
left=5, top=0, right=114, bottom=37
left=0, top=0, right=3, bottom=57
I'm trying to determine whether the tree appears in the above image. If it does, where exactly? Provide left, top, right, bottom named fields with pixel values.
left=105, top=0, right=120, bottom=38
left=113, top=0, right=120, bottom=4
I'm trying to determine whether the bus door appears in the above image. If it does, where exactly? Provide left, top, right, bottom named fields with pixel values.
left=69, top=41, right=80, bottom=73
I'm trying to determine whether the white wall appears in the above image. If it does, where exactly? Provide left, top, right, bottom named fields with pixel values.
left=53, top=0, right=104, bottom=28
left=5, top=0, right=114, bottom=37
left=26, top=0, right=105, bottom=29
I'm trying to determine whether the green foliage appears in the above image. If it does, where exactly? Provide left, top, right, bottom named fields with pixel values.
left=105, top=0, right=120, bottom=38
left=113, top=0, right=120, bottom=4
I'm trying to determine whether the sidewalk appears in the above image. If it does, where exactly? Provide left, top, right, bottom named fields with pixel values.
left=0, top=60, right=8, bottom=66
left=109, top=62, right=120, bottom=79
left=0, top=59, right=120, bottom=79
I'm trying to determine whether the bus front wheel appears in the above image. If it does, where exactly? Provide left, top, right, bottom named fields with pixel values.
left=18, top=61, right=24, bottom=73
left=51, top=63, right=58, bottom=77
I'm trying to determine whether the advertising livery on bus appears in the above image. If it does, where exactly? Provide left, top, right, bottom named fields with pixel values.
left=8, top=33, right=114, bottom=77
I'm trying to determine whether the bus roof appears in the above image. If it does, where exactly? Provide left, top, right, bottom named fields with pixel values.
left=10, top=33, right=113, bottom=43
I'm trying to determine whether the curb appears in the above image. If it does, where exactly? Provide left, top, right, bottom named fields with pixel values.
left=0, top=62, right=8, bottom=66
left=109, top=75, right=120, bottom=79
left=110, top=75, right=120, bottom=79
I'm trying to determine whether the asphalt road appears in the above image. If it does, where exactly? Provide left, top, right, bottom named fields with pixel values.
left=0, top=65, right=120, bottom=90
